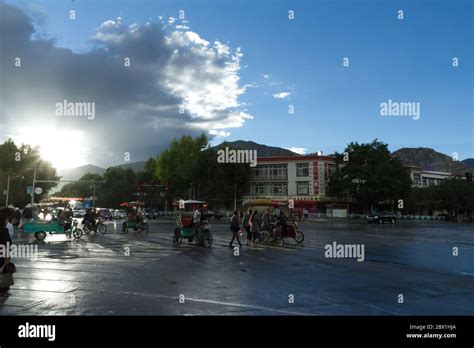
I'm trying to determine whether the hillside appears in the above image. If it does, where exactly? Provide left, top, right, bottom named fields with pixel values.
left=214, top=140, right=299, bottom=157
left=57, top=164, right=106, bottom=182
left=462, top=158, right=474, bottom=168
left=392, top=148, right=473, bottom=174
left=114, top=161, right=147, bottom=172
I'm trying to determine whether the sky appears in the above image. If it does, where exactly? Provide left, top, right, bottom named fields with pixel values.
left=0, top=0, right=472, bottom=169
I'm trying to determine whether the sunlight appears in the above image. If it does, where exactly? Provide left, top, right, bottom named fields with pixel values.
left=12, top=126, right=87, bottom=169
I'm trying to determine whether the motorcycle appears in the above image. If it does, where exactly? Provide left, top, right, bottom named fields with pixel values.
left=83, top=218, right=107, bottom=235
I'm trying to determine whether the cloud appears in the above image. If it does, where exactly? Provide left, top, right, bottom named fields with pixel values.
left=209, top=130, right=231, bottom=137
left=285, top=147, right=308, bottom=155
left=263, top=74, right=270, bottom=79
left=0, top=3, right=251, bottom=167
left=273, top=92, right=291, bottom=99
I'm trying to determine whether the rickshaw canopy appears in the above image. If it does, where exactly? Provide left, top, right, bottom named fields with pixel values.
left=120, top=201, right=145, bottom=207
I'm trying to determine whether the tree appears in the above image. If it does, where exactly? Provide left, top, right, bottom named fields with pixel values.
left=0, top=139, right=59, bottom=207
left=328, top=139, right=412, bottom=212
left=60, top=173, right=103, bottom=198
left=155, top=135, right=251, bottom=209
left=194, top=145, right=251, bottom=209
left=155, top=134, right=208, bottom=198
left=97, top=167, right=136, bottom=207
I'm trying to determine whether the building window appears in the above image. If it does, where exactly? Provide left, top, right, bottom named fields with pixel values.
left=297, top=182, right=309, bottom=195
left=413, top=173, right=421, bottom=185
left=296, top=163, right=309, bottom=177
left=256, top=184, right=264, bottom=195
left=251, top=164, right=288, bottom=180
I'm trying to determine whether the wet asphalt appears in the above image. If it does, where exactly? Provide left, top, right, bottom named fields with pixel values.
left=1, top=218, right=473, bottom=315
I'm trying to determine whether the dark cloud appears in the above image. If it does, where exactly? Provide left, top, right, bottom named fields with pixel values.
left=0, top=3, right=251, bottom=167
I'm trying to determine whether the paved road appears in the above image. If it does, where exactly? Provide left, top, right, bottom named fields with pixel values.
left=1, top=219, right=473, bottom=315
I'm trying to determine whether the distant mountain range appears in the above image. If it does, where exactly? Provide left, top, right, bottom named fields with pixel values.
left=213, top=140, right=299, bottom=157
left=54, top=161, right=147, bottom=193
left=55, top=143, right=473, bottom=192
left=392, top=148, right=473, bottom=174
left=462, top=158, right=474, bottom=168
left=57, top=161, right=147, bottom=181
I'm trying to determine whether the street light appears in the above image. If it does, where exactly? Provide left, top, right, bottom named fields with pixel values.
left=5, top=175, right=24, bottom=207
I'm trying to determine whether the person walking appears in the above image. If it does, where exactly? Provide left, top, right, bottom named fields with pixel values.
left=229, top=210, right=242, bottom=248
left=242, top=209, right=252, bottom=246
left=0, top=214, right=14, bottom=295
left=303, top=208, right=309, bottom=222
left=249, top=210, right=262, bottom=248
left=191, top=205, right=203, bottom=244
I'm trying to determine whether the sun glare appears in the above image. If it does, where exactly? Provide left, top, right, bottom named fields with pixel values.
left=13, top=127, right=86, bottom=169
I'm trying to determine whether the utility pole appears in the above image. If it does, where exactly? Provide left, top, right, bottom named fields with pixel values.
left=5, top=175, right=10, bottom=208
left=234, top=181, right=237, bottom=211
left=93, top=183, right=96, bottom=208
left=6, top=175, right=25, bottom=207
left=6, top=175, right=11, bottom=207
left=31, top=165, right=37, bottom=205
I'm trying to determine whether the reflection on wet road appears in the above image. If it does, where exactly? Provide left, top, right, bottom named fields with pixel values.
left=1, top=219, right=473, bottom=315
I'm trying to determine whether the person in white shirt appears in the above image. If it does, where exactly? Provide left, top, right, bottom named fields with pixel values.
left=192, top=205, right=203, bottom=243
left=6, top=221, right=13, bottom=240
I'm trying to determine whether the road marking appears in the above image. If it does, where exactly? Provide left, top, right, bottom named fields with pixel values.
left=81, top=288, right=307, bottom=315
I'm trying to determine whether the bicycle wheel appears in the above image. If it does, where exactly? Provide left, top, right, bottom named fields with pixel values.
left=73, top=228, right=83, bottom=239
left=98, top=224, right=107, bottom=234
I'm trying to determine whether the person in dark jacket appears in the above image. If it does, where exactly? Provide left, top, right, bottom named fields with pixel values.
left=229, top=210, right=242, bottom=248
left=0, top=214, right=12, bottom=268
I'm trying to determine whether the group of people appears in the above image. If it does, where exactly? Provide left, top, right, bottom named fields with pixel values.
left=125, top=205, right=144, bottom=222
left=229, top=208, right=296, bottom=248
left=229, top=208, right=268, bottom=248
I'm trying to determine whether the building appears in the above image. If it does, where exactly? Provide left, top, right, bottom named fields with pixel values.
left=244, top=155, right=350, bottom=214
left=244, top=156, right=466, bottom=215
left=407, top=166, right=457, bottom=187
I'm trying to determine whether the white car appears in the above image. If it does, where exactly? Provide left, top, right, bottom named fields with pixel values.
left=114, top=209, right=126, bottom=219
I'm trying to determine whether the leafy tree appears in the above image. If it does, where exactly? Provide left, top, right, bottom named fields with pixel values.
left=0, top=139, right=59, bottom=207
left=155, top=134, right=208, bottom=198
left=97, top=167, right=136, bottom=208
left=194, top=146, right=251, bottom=209
left=60, top=173, right=103, bottom=198
left=328, top=139, right=412, bottom=212
left=155, top=135, right=251, bottom=209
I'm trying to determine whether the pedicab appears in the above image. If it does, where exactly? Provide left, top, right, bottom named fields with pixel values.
left=22, top=218, right=83, bottom=241
left=173, top=200, right=213, bottom=247
left=120, top=201, right=149, bottom=233
left=242, top=198, right=304, bottom=246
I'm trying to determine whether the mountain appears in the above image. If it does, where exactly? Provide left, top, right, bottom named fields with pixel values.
left=57, top=164, right=106, bottom=182
left=462, top=158, right=474, bottom=168
left=115, top=161, right=147, bottom=172
left=214, top=140, right=299, bottom=157
left=392, top=148, right=473, bottom=174
left=54, top=161, right=147, bottom=193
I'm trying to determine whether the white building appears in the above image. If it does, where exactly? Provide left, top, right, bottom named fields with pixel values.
left=407, top=166, right=454, bottom=187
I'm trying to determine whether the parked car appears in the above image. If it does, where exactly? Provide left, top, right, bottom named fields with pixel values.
left=113, top=209, right=126, bottom=220
left=144, top=208, right=157, bottom=220
left=367, top=211, right=397, bottom=224
left=203, top=210, right=222, bottom=220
